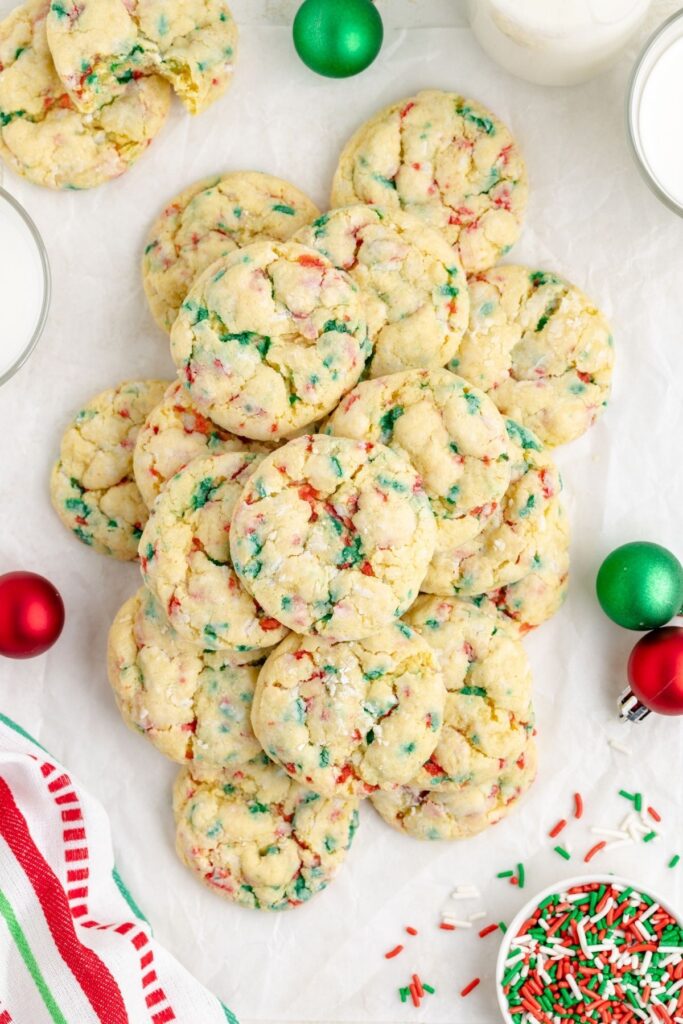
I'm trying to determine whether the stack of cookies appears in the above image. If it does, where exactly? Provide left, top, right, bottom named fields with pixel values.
left=51, top=90, right=614, bottom=912
left=0, top=0, right=238, bottom=189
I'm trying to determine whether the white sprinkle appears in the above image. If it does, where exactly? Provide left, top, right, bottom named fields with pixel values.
left=566, top=974, right=583, bottom=1001
left=609, top=737, right=632, bottom=755
left=622, top=694, right=638, bottom=714
left=668, top=978, right=683, bottom=996
left=538, top=918, right=550, bottom=931
left=468, top=911, right=486, bottom=922
left=577, top=921, right=592, bottom=959
left=635, top=919, right=652, bottom=941
left=591, top=899, right=614, bottom=925
left=640, top=951, right=653, bottom=976
left=639, top=902, right=659, bottom=923
left=446, top=919, right=472, bottom=928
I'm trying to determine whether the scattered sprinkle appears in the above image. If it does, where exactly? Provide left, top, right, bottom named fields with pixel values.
left=643, top=831, right=657, bottom=843
left=517, top=862, right=525, bottom=890
left=479, top=923, right=499, bottom=938
left=548, top=818, right=567, bottom=838
left=634, top=792, right=643, bottom=813
left=554, top=845, right=571, bottom=861
left=439, top=923, right=455, bottom=931
left=669, top=855, right=680, bottom=869
left=384, top=944, right=403, bottom=959
left=648, top=806, right=662, bottom=823
left=423, top=983, right=435, bottom=995
left=584, top=840, right=607, bottom=863
left=497, top=869, right=514, bottom=878
left=573, top=792, right=584, bottom=819
left=498, top=921, right=507, bottom=934
left=460, top=978, right=480, bottom=997
left=608, top=737, right=632, bottom=755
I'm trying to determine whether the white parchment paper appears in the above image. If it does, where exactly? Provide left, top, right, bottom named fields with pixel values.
left=1, top=2, right=683, bottom=1021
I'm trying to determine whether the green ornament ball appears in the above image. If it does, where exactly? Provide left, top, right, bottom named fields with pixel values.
left=293, top=0, right=383, bottom=79
left=596, top=541, right=683, bottom=630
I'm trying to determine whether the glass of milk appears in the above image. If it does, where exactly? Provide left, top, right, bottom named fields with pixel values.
left=628, top=10, right=683, bottom=216
left=0, top=188, right=51, bottom=387
left=468, top=0, right=652, bottom=87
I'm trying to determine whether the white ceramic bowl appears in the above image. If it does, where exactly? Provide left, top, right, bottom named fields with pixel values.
left=496, top=873, right=683, bottom=1023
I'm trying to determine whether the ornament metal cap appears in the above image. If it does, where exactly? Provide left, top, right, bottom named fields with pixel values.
left=618, top=686, right=651, bottom=723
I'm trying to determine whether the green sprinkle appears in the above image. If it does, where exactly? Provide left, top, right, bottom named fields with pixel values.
left=399, top=988, right=408, bottom=1003
left=669, top=855, right=680, bottom=868
left=423, top=984, right=435, bottom=995
left=643, top=831, right=657, bottom=843
left=499, top=921, right=507, bottom=933
left=272, top=203, right=295, bottom=215
left=619, top=789, right=636, bottom=802
left=517, top=863, right=525, bottom=889
left=497, top=870, right=514, bottom=879
left=634, top=792, right=643, bottom=812
left=378, top=405, right=404, bottom=441
left=460, top=686, right=487, bottom=698
left=554, top=846, right=571, bottom=861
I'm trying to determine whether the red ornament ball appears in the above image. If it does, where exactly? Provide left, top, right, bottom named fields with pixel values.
left=0, top=571, right=65, bottom=659
left=627, top=626, right=683, bottom=716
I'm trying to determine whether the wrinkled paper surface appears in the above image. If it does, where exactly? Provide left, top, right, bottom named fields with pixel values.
left=1, top=1, right=682, bottom=1021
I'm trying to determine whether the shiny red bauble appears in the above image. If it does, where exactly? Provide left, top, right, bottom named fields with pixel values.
left=0, top=571, right=65, bottom=659
left=627, top=626, right=683, bottom=716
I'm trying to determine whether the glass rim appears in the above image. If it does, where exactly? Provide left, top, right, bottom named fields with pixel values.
left=626, top=7, right=683, bottom=218
left=0, top=185, right=52, bottom=388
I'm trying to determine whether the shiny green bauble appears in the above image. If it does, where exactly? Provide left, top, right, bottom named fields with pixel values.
left=293, top=0, right=383, bottom=78
left=596, top=541, right=683, bottom=630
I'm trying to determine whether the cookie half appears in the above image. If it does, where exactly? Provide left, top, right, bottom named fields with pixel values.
left=0, top=0, right=170, bottom=189
left=47, top=0, right=237, bottom=115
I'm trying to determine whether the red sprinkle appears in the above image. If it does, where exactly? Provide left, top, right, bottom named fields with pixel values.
left=461, top=978, right=481, bottom=997
left=409, top=982, right=420, bottom=1008
left=479, top=924, right=499, bottom=938
left=549, top=819, right=567, bottom=838
left=405, top=926, right=418, bottom=936
left=439, top=923, right=455, bottom=931
left=412, top=974, right=424, bottom=998
left=574, top=792, right=584, bottom=819
left=384, top=944, right=403, bottom=959
left=648, top=806, right=662, bottom=823
left=584, top=840, right=607, bottom=863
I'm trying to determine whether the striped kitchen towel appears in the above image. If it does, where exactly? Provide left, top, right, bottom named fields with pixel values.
left=0, top=713, right=237, bottom=1024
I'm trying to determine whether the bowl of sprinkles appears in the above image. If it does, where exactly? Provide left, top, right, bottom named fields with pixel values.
left=496, top=875, right=683, bottom=1023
